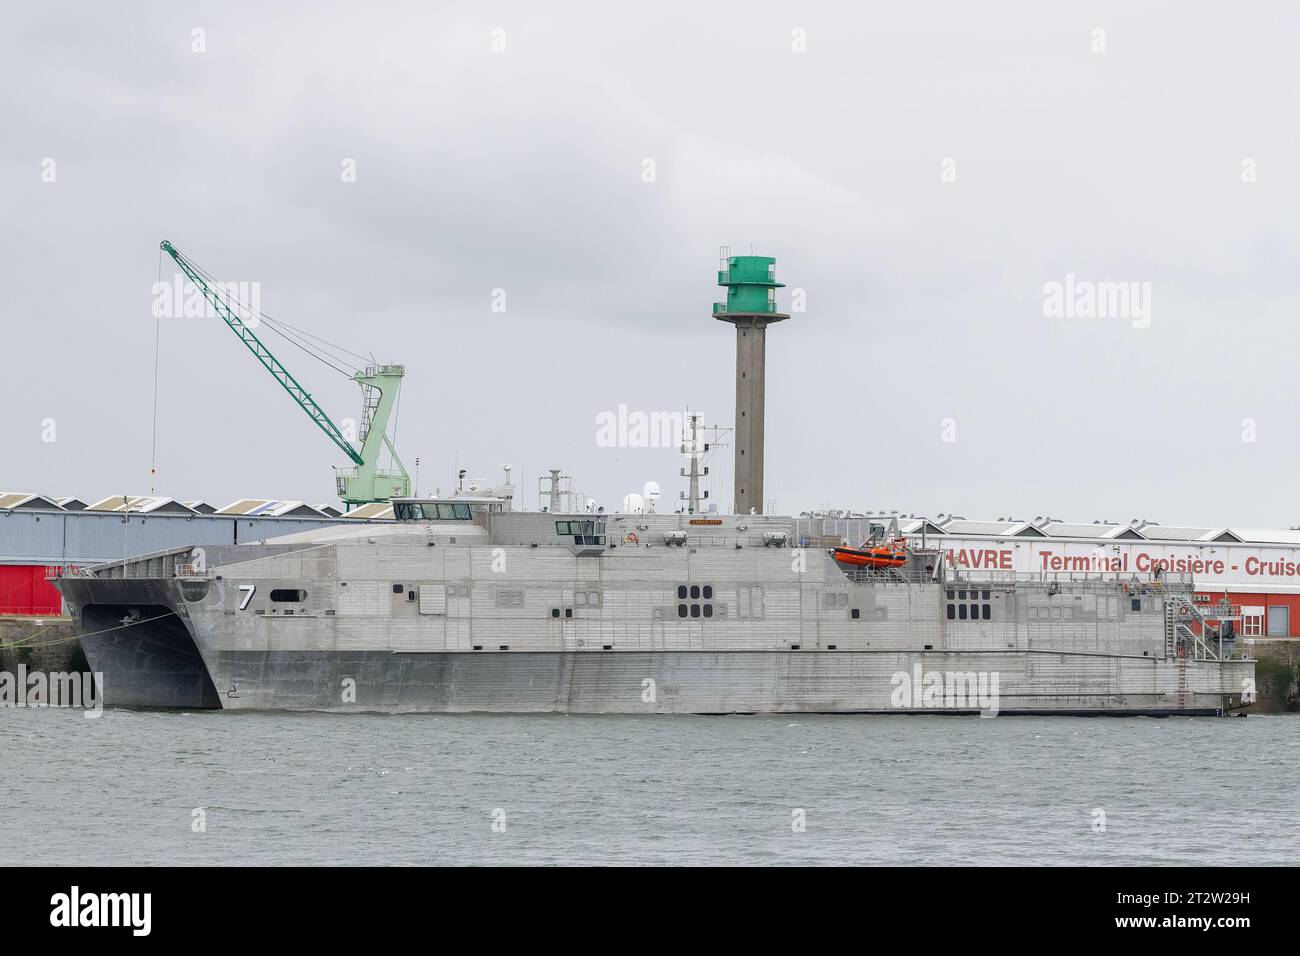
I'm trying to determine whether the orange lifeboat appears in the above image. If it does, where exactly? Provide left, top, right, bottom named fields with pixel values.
left=832, top=538, right=908, bottom=570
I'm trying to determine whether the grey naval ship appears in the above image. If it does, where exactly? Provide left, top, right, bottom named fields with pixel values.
left=56, top=505, right=1254, bottom=714
left=54, top=251, right=1254, bottom=715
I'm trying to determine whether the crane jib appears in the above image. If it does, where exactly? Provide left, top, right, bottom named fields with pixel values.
left=159, top=241, right=364, bottom=468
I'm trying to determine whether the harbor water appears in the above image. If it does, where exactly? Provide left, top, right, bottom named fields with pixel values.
left=2, top=710, right=1296, bottom=866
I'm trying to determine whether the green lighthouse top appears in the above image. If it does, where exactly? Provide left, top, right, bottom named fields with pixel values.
left=713, top=253, right=788, bottom=320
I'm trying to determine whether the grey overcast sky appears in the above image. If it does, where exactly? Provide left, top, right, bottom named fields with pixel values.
left=2, top=1, right=1298, bottom=526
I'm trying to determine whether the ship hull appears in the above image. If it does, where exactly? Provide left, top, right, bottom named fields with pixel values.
left=63, top=583, right=220, bottom=709
left=200, top=648, right=1245, bottom=716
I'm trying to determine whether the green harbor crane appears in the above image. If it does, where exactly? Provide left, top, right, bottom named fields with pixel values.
left=160, top=240, right=410, bottom=507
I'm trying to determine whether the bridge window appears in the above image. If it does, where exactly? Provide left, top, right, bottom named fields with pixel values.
left=557, top=519, right=606, bottom=545
left=396, top=502, right=472, bottom=521
left=270, top=589, right=307, bottom=603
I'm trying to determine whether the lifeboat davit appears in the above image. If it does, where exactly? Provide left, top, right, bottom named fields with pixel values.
left=832, top=539, right=908, bottom=570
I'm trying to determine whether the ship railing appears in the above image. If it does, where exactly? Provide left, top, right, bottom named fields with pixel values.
left=794, top=518, right=887, bottom=547
left=841, top=566, right=941, bottom=585
left=1190, top=602, right=1242, bottom=621
left=651, top=534, right=805, bottom=549
left=89, top=567, right=215, bottom=580
left=947, top=569, right=1193, bottom=587
left=71, top=546, right=215, bottom=581
left=44, top=565, right=91, bottom=580
left=1165, top=593, right=1247, bottom=662
left=172, top=562, right=215, bottom=579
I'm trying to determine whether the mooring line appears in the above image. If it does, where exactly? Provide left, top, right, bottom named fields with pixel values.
left=0, top=610, right=178, bottom=651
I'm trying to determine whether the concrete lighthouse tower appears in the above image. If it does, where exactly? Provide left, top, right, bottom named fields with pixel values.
left=713, top=249, right=789, bottom=515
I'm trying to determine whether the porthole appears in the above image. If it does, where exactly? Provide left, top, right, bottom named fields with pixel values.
left=690, top=585, right=700, bottom=599
left=678, top=604, right=688, bottom=618
left=551, top=608, right=560, bottom=618
left=703, top=604, right=713, bottom=618
left=959, top=605, right=968, bottom=620
left=677, top=585, right=688, bottom=599
left=690, top=604, right=701, bottom=618
left=703, top=585, right=713, bottom=599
